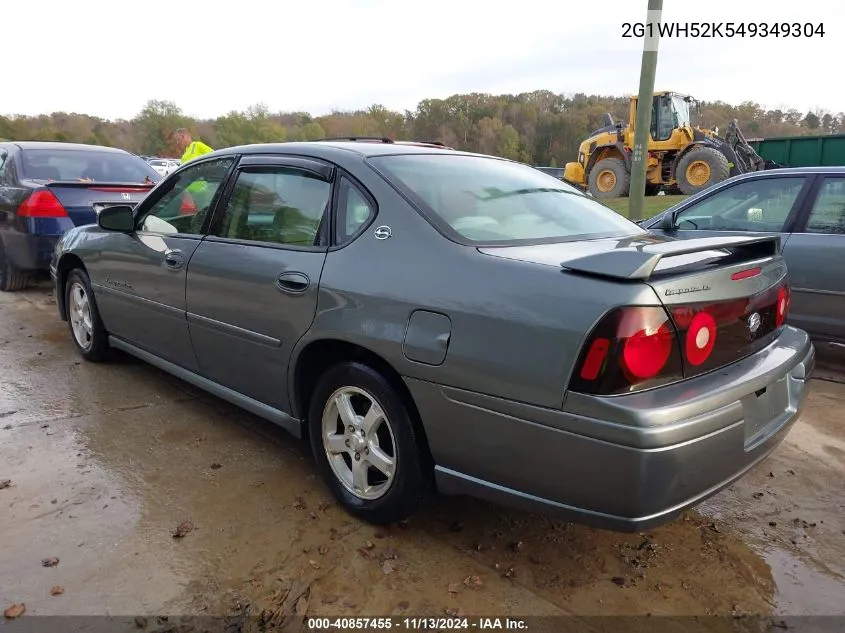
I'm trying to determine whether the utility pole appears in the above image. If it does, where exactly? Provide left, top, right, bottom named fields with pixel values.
left=628, top=0, right=663, bottom=221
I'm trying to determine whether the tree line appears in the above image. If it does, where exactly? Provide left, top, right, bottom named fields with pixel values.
left=1, top=91, right=842, bottom=166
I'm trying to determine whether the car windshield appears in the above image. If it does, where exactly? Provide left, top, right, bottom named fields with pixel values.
left=21, top=149, right=161, bottom=183
left=370, top=154, right=644, bottom=244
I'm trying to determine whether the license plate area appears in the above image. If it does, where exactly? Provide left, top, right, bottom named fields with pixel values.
left=742, top=374, right=790, bottom=450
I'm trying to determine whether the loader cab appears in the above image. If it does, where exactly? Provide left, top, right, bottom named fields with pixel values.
left=635, top=93, right=693, bottom=141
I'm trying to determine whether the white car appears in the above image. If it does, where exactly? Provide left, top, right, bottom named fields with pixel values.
left=148, top=158, right=180, bottom=177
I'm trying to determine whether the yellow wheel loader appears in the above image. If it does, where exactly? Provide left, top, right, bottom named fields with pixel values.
left=563, top=91, right=781, bottom=199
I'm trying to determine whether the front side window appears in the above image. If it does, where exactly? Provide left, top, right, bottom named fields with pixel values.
left=211, top=167, right=332, bottom=247
left=673, top=177, right=806, bottom=232
left=138, top=158, right=234, bottom=235
left=21, top=149, right=160, bottom=184
left=370, top=154, right=642, bottom=244
left=805, top=177, right=845, bottom=234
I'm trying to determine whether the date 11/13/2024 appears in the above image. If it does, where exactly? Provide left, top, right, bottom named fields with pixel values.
left=622, top=21, right=826, bottom=38
left=307, top=617, right=528, bottom=630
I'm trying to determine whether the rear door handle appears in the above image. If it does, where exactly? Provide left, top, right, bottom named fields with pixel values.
left=276, top=271, right=310, bottom=294
left=164, top=251, right=185, bottom=269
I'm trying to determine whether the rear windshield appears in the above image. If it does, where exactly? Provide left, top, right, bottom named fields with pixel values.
left=369, top=154, right=643, bottom=244
left=21, top=149, right=161, bottom=183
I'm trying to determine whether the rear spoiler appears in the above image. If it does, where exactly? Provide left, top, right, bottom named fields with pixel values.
left=560, top=235, right=781, bottom=281
left=43, top=181, right=156, bottom=189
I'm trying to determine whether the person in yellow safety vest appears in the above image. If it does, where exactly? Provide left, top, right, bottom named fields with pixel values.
left=174, top=128, right=214, bottom=164
left=173, top=128, right=215, bottom=212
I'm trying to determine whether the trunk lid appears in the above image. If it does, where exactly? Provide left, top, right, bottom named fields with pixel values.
left=480, top=233, right=789, bottom=379
left=39, top=182, right=154, bottom=227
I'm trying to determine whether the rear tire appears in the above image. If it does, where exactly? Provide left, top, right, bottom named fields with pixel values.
left=65, top=268, right=111, bottom=362
left=0, top=241, right=31, bottom=292
left=588, top=158, right=630, bottom=199
left=308, top=361, right=431, bottom=525
left=675, top=147, right=730, bottom=195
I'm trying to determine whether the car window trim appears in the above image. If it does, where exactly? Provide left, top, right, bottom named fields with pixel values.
left=790, top=174, right=845, bottom=235
left=328, top=170, right=379, bottom=251
left=134, top=155, right=238, bottom=237
left=667, top=174, right=815, bottom=233
left=203, top=157, right=335, bottom=251
left=237, top=154, right=335, bottom=181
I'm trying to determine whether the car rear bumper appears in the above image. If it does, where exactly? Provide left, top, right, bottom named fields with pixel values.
left=2, top=227, right=64, bottom=272
left=407, top=325, right=814, bottom=532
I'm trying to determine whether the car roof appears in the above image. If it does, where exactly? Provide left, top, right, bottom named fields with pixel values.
left=10, top=141, right=130, bottom=154
left=215, top=140, right=480, bottom=160
left=740, top=166, right=845, bottom=176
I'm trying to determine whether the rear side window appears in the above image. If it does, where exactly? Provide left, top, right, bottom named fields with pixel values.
left=805, top=177, right=845, bottom=234
left=369, top=154, right=642, bottom=244
left=335, top=177, right=375, bottom=245
left=21, top=149, right=161, bottom=184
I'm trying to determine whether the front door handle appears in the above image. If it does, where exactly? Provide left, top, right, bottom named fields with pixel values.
left=164, top=250, right=185, bottom=270
left=276, top=271, right=310, bottom=294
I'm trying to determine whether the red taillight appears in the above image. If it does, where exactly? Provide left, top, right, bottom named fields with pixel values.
left=570, top=280, right=790, bottom=396
left=179, top=193, right=197, bottom=215
left=18, top=190, right=68, bottom=218
left=684, top=311, right=717, bottom=366
left=579, top=337, right=610, bottom=381
left=621, top=321, right=674, bottom=380
left=731, top=267, right=762, bottom=281
left=570, top=306, right=683, bottom=395
left=776, top=286, right=790, bottom=327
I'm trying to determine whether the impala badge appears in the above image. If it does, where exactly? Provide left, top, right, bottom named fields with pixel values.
left=374, top=226, right=392, bottom=240
left=121, top=193, right=131, bottom=200
left=748, top=312, right=761, bottom=335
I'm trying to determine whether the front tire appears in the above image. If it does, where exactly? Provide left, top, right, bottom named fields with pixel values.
left=675, top=146, right=730, bottom=195
left=308, top=362, right=431, bottom=525
left=65, top=268, right=111, bottom=362
left=588, top=158, right=630, bottom=199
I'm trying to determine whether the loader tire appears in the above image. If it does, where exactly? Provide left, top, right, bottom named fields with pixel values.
left=588, top=158, right=630, bottom=199
left=676, top=147, right=730, bottom=195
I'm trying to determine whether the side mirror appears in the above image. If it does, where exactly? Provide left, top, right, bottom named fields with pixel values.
left=659, top=211, right=676, bottom=231
left=98, top=205, right=135, bottom=232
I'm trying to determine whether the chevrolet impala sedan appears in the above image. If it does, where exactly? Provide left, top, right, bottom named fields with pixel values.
left=50, top=139, right=815, bottom=531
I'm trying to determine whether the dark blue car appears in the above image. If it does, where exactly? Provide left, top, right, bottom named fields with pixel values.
left=0, top=141, right=161, bottom=291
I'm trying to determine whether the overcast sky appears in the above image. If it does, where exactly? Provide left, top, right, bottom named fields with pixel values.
left=3, top=0, right=840, bottom=120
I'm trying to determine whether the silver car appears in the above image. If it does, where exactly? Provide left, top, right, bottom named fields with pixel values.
left=642, top=167, right=845, bottom=347
left=51, top=140, right=815, bottom=530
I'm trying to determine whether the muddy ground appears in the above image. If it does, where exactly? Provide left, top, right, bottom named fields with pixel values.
left=2, top=282, right=844, bottom=627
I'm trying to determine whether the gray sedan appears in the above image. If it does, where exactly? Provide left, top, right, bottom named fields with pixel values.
left=51, top=140, right=814, bottom=531
left=642, top=167, right=845, bottom=347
